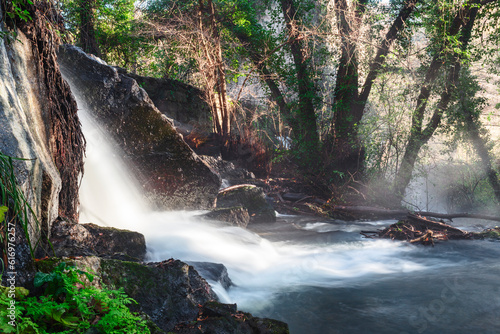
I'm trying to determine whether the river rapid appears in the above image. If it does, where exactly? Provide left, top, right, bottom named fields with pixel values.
left=78, top=110, right=500, bottom=334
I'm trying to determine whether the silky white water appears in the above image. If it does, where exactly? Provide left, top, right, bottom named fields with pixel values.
left=77, top=108, right=500, bottom=333
left=78, top=108, right=436, bottom=303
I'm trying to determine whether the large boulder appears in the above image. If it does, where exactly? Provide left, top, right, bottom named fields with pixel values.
left=57, top=45, right=221, bottom=210
left=216, top=185, right=276, bottom=223
left=50, top=219, right=147, bottom=261
left=119, top=69, right=211, bottom=126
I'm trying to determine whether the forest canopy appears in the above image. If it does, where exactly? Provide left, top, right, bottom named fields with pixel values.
left=56, top=0, right=500, bottom=212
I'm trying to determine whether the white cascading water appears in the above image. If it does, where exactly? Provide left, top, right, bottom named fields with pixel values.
left=78, top=108, right=438, bottom=313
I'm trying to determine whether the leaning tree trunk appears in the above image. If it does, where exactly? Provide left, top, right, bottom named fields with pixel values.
left=392, top=2, right=480, bottom=201
left=326, top=0, right=418, bottom=177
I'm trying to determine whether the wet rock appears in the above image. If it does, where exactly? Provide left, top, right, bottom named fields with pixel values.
left=173, top=301, right=289, bottom=334
left=201, top=207, right=250, bottom=228
left=50, top=220, right=146, bottom=261
left=188, top=262, right=233, bottom=290
left=216, top=185, right=276, bottom=223
left=57, top=45, right=221, bottom=210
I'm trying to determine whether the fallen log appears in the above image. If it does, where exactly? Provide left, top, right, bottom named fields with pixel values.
left=328, top=205, right=500, bottom=222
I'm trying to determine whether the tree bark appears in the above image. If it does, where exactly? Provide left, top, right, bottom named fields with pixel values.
left=279, top=0, right=320, bottom=159
left=78, top=0, right=101, bottom=57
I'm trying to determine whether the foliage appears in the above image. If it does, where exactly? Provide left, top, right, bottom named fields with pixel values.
left=0, top=0, right=33, bottom=40
left=0, top=152, right=40, bottom=263
left=58, top=0, right=145, bottom=68
left=0, top=262, right=150, bottom=333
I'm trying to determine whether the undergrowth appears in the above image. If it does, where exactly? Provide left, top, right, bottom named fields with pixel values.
left=0, top=152, right=40, bottom=266
left=0, top=262, right=150, bottom=333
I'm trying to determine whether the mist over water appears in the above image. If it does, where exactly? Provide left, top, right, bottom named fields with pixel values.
left=78, top=107, right=500, bottom=334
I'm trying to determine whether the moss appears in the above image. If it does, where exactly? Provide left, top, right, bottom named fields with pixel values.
left=474, top=227, right=500, bottom=240
left=0, top=285, right=30, bottom=300
left=35, top=257, right=62, bottom=273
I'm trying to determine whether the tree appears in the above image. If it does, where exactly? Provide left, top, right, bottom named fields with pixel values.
left=391, top=0, right=497, bottom=200
left=326, top=0, right=419, bottom=177
left=77, top=0, right=101, bottom=56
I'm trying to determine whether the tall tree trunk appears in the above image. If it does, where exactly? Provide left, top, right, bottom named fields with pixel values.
left=327, top=0, right=417, bottom=177
left=198, top=0, right=231, bottom=147
left=280, top=0, right=320, bottom=163
left=78, top=0, right=101, bottom=57
left=325, top=0, right=367, bottom=175
left=392, top=2, right=480, bottom=201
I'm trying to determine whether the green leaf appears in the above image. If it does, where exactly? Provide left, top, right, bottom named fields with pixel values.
left=33, top=272, right=56, bottom=287
left=0, top=206, right=7, bottom=223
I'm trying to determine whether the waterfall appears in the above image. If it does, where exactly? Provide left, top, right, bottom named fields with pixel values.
left=78, top=105, right=435, bottom=305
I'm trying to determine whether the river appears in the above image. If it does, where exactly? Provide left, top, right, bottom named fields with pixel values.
left=78, top=109, right=500, bottom=334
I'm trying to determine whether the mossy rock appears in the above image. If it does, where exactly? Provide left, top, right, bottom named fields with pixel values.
left=36, top=256, right=216, bottom=332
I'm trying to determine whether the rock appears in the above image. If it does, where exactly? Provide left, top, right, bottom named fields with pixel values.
left=216, top=185, right=276, bottom=223
left=188, top=262, right=233, bottom=290
left=201, top=207, right=250, bottom=228
left=50, top=220, right=147, bottom=261
left=0, top=3, right=87, bottom=286
left=201, top=155, right=255, bottom=185
left=57, top=45, right=221, bottom=210
left=173, top=300, right=290, bottom=334
left=117, top=69, right=211, bottom=126
left=37, top=257, right=218, bottom=332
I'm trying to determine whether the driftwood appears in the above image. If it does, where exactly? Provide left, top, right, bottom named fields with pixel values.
left=328, top=205, right=500, bottom=222
left=376, top=214, right=472, bottom=245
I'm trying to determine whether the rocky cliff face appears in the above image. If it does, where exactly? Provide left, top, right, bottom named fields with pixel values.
left=0, top=2, right=84, bottom=285
left=57, top=45, right=221, bottom=210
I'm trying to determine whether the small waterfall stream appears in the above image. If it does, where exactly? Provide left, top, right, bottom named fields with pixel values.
left=78, top=108, right=500, bottom=334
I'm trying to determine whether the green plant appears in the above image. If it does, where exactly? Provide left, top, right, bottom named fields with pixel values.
left=0, top=152, right=41, bottom=263
left=0, top=262, right=150, bottom=333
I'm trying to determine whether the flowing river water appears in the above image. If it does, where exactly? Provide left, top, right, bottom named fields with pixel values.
left=78, top=111, right=500, bottom=334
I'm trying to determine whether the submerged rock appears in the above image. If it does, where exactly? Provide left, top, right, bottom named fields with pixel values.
left=188, top=261, right=233, bottom=290
left=57, top=45, right=221, bottom=210
left=50, top=219, right=147, bottom=261
left=201, top=207, right=251, bottom=228
left=216, top=185, right=276, bottom=223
